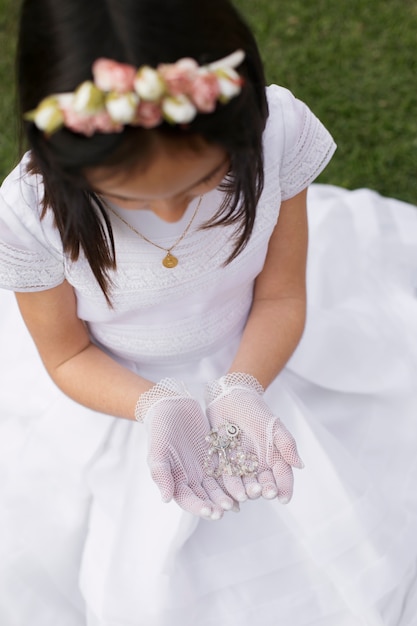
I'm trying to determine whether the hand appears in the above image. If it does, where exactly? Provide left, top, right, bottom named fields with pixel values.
left=135, top=378, right=234, bottom=520
left=205, top=373, right=303, bottom=503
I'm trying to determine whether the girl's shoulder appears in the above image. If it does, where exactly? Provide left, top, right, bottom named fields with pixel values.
left=1, top=152, right=45, bottom=223
left=263, top=85, right=336, bottom=201
left=0, top=153, right=65, bottom=292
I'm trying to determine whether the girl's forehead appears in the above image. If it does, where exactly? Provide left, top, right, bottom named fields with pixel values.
left=87, top=141, right=228, bottom=199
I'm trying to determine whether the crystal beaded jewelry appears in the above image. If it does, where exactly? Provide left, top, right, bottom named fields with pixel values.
left=24, top=50, right=245, bottom=136
left=204, top=422, right=259, bottom=478
left=103, top=196, right=203, bottom=268
left=204, top=373, right=264, bottom=478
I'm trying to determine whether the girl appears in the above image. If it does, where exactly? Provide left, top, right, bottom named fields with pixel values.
left=1, top=0, right=417, bottom=624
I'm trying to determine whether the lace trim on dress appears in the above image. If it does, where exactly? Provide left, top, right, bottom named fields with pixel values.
left=280, top=105, right=336, bottom=201
left=66, top=203, right=276, bottom=312
left=0, top=240, right=64, bottom=291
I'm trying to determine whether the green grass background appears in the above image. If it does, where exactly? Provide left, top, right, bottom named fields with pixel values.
left=0, top=0, right=19, bottom=181
left=1, top=0, right=416, bottom=203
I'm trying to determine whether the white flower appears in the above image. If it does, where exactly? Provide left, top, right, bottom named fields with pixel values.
left=134, top=67, right=165, bottom=100
left=73, top=81, right=105, bottom=114
left=207, top=49, right=245, bottom=72
left=216, top=68, right=243, bottom=101
left=105, top=92, right=140, bottom=123
left=161, top=94, right=197, bottom=124
left=25, top=96, right=65, bottom=134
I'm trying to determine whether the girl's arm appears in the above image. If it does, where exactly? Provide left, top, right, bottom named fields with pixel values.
left=228, top=188, right=308, bottom=388
left=15, top=282, right=154, bottom=420
left=15, top=274, right=234, bottom=518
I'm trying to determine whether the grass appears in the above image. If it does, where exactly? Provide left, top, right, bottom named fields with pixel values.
left=234, top=0, right=417, bottom=204
left=1, top=0, right=416, bottom=203
left=0, top=0, right=19, bottom=178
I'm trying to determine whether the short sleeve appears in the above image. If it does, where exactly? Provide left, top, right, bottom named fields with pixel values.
left=0, top=156, right=65, bottom=292
left=264, top=85, right=336, bottom=200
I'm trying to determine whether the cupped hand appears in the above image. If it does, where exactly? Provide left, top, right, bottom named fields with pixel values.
left=205, top=373, right=304, bottom=504
left=137, top=379, right=235, bottom=520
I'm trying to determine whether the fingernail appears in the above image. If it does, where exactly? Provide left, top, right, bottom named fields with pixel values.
left=264, top=487, right=278, bottom=500
left=279, top=495, right=291, bottom=505
left=247, top=484, right=262, bottom=499
left=201, top=506, right=212, bottom=518
left=232, top=501, right=240, bottom=513
left=211, top=509, right=222, bottom=520
left=235, top=493, right=248, bottom=502
left=221, top=499, right=233, bottom=511
left=297, top=459, right=305, bottom=469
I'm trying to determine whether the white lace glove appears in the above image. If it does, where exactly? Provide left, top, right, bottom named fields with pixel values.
left=205, top=373, right=304, bottom=503
left=135, top=378, right=234, bottom=520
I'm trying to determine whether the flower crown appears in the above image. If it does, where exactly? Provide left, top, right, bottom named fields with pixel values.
left=24, top=50, right=245, bottom=137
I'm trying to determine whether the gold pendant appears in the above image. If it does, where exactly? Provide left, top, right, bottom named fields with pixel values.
left=162, top=252, right=178, bottom=268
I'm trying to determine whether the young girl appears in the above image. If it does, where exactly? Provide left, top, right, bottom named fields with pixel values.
left=1, top=0, right=417, bottom=624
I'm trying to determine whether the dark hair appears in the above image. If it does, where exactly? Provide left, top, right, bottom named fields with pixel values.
left=17, top=0, right=268, bottom=302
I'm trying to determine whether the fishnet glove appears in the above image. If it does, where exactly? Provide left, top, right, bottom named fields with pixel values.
left=205, top=373, right=304, bottom=503
left=135, top=378, right=234, bottom=520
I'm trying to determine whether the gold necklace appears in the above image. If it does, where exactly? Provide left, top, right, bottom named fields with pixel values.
left=103, top=195, right=203, bottom=268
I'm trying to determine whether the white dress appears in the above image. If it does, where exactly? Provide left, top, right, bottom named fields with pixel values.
left=1, top=85, right=417, bottom=626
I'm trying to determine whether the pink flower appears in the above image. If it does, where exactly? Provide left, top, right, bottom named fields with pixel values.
left=92, top=58, right=137, bottom=93
left=61, top=107, right=122, bottom=136
left=158, top=58, right=198, bottom=96
left=92, top=110, right=124, bottom=133
left=61, top=108, right=99, bottom=136
left=133, top=101, right=163, bottom=128
left=189, top=73, right=220, bottom=113
left=26, top=50, right=246, bottom=136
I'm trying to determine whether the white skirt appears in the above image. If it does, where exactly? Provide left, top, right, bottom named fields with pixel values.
left=1, top=185, right=417, bottom=626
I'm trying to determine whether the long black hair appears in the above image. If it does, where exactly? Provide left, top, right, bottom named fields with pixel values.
left=17, top=0, right=268, bottom=301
